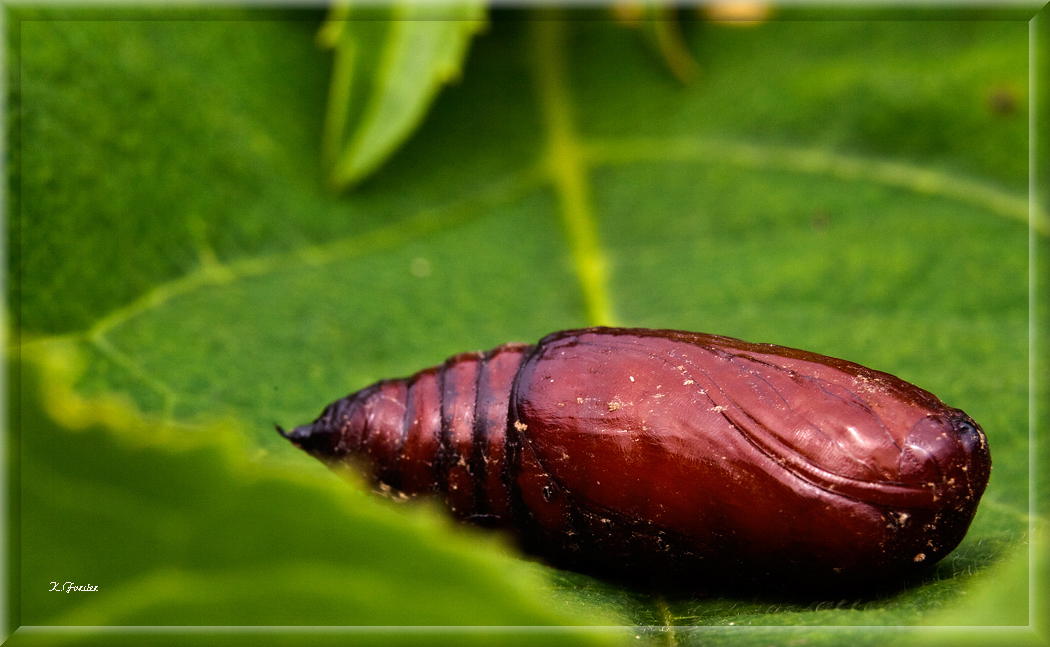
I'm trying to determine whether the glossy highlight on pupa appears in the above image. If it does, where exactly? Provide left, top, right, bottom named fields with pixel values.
left=280, top=327, right=991, bottom=589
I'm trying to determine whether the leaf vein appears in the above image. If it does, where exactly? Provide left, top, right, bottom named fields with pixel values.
left=584, top=137, right=1043, bottom=235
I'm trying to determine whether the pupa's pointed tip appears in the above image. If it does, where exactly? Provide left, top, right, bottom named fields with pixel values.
left=276, top=422, right=318, bottom=449
left=275, top=421, right=337, bottom=456
left=275, top=423, right=307, bottom=442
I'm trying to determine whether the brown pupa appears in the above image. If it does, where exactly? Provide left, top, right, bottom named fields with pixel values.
left=280, top=327, right=991, bottom=589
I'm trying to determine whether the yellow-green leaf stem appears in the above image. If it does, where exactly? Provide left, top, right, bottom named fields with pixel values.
left=531, top=15, right=618, bottom=328
left=644, top=6, right=699, bottom=84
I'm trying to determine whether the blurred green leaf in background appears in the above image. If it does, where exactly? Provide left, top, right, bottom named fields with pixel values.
left=5, top=3, right=1049, bottom=646
left=318, top=1, right=487, bottom=189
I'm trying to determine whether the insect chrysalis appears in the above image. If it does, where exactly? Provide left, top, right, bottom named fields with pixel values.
left=280, top=327, right=991, bottom=589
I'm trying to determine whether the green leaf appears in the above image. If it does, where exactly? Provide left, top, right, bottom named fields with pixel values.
left=9, top=7, right=1043, bottom=643
left=319, top=2, right=487, bottom=189
left=9, top=347, right=620, bottom=644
